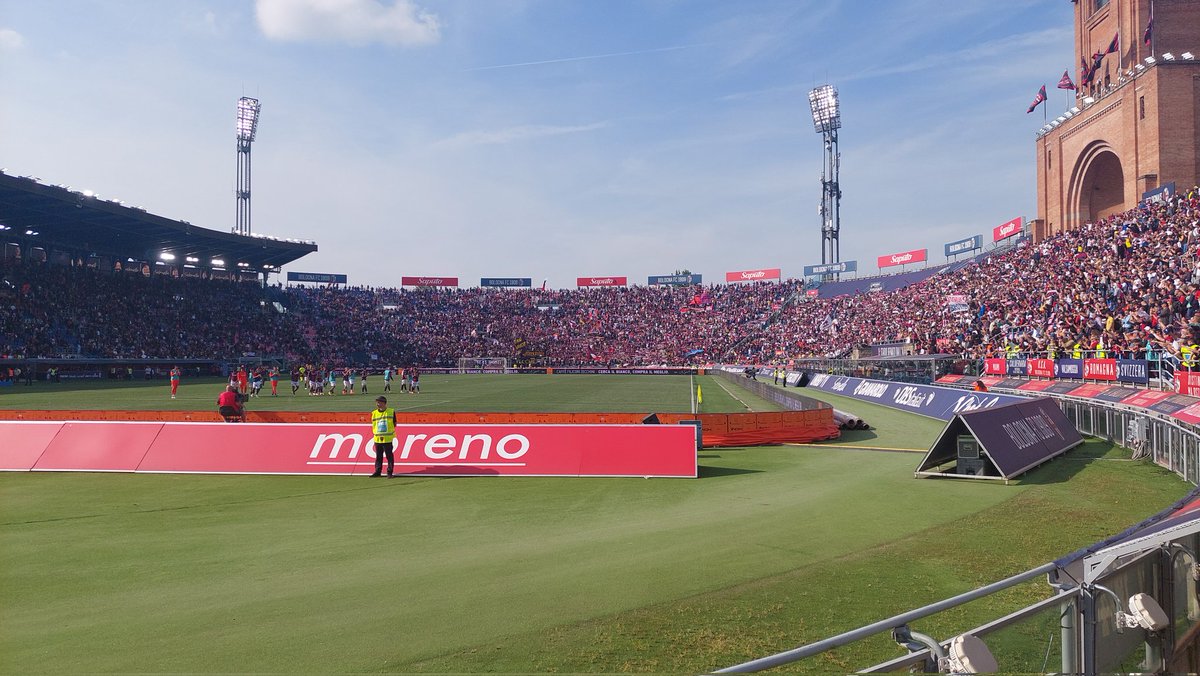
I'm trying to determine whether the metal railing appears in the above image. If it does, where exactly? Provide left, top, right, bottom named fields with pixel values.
left=714, top=377, right=1200, bottom=674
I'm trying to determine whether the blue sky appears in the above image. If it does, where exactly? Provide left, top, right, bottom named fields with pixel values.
left=0, top=0, right=1075, bottom=288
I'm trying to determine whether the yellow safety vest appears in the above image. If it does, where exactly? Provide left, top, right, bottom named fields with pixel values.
left=1072, top=344, right=1082, bottom=359
left=371, top=408, right=396, bottom=443
left=1183, top=345, right=1197, bottom=368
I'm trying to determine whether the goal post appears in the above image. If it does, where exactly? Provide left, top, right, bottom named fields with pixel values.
left=455, top=357, right=511, bottom=374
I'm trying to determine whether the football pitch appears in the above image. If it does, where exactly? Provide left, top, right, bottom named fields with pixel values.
left=0, top=375, right=1192, bottom=673
left=0, top=373, right=782, bottom=414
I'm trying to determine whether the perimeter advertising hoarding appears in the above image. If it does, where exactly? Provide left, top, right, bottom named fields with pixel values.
left=480, top=278, right=532, bottom=288
left=984, top=358, right=1007, bottom=375
left=877, top=249, right=927, bottom=268
left=917, top=398, right=1082, bottom=480
left=1142, top=182, right=1176, bottom=204
left=1178, top=372, right=1200, bottom=396
left=1083, top=358, right=1117, bottom=381
left=647, top=274, right=702, bottom=286
left=1116, top=359, right=1150, bottom=385
left=287, top=272, right=348, bottom=284
left=944, top=235, right=983, bottom=257
left=1055, top=359, right=1084, bottom=379
left=725, top=268, right=781, bottom=283
left=402, top=277, right=459, bottom=287
left=805, top=374, right=1023, bottom=421
left=802, top=261, right=858, bottom=276
left=577, top=277, right=628, bottom=287
left=993, top=217, right=1023, bottom=242
left=2, top=422, right=698, bottom=478
left=1027, top=359, right=1055, bottom=378
left=548, top=368, right=695, bottom=375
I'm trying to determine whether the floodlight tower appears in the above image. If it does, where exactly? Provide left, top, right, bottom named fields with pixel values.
left=808, top=84, right=841, bottom=266
left=235, top=97, right=261, bottom=236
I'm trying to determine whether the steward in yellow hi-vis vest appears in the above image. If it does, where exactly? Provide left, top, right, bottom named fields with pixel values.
left=370, top=396, right=397, bottom=477
left=1183, top=343, right=1198, bottom=371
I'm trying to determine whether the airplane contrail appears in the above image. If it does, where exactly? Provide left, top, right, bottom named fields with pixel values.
left=465, top=44, right=707, bottom=72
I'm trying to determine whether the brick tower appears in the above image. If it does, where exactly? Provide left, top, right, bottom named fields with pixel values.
left=1034, top=0, right=1199, bottom=238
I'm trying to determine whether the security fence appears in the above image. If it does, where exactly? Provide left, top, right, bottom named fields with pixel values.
left=716, top=374, right=1200, bottom=674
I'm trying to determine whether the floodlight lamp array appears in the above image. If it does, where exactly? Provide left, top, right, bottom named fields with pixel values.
left=808, top=84, right=841, bottom=133
left=237, top=97, right=261, bottom=142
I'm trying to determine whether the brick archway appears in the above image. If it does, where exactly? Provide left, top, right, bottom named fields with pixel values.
left=1067, top=141, right=1126, bottom=228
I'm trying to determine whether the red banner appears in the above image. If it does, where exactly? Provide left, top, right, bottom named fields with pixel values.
left=877, top=249, right=927, bottom=268
left=1027, top=359, right=1055, bottom=378
left=401, top=277, right=459, bottom=287
left=1178, top=372, right=1200, bottom=396
left=993, top=217, right=1022, bottom=241
left=725, top=268, right=782, bottom=283
left=577, top=277, right=627, bottom=287
left=1, top=422, right=698, bottom=477
left=1083, top=358, right=1117, bottom=380
left=983, top=358, right=1007, bottom=375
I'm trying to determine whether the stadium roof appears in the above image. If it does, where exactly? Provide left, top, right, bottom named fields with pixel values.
left=0, top=171, right=317, bottom=272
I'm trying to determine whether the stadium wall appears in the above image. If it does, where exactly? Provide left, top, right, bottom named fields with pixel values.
left=0, top=409, right=839, bottom=449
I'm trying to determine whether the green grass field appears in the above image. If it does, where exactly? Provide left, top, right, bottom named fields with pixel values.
left=0, top=374, right=783, bottom=414
left=0, top=376, right=1191, bottom=673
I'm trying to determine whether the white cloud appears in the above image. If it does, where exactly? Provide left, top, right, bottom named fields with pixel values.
left=0, top=28, right=25, bottom=52
left=255, top=0, right=440, bottom=46
left=435, top=122, right=609, bottom=148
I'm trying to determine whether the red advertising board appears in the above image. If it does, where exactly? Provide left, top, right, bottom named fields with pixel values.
left=1027, top=359, right=1055, bottom=378
left=1083, top=358, right=1118, bottom=381
left=577, top=277, right=628, bottom=287
left=1066, top=383, right=1112, bottom=398
left=993, top=216, right=1022, bottom=242
left=1178, top=372, right=1200, bottom=396
left=1, top=422, right=698, bottom=478
left=877, top=249, right=927, bottom=268
left=983, top=358, right=1007, bottom=375
left=1121, top=389, right=1174, bottom=408
left=725, top=268, right=782, bottom=283
left=1016, top=380, right=1056, bottom=392
left=401, top=276, right=459, bottom=287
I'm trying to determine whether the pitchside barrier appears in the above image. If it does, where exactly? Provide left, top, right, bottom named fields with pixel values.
left=718, top=374, right=1200, bottom=673
left=0, top=421, right=699, bottom=478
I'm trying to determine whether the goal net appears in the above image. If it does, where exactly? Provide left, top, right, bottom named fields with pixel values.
left=456, top=357, right=511, bottom=374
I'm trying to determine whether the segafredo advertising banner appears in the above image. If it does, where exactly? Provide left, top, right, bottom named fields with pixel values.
left=877, top=248, right=927, bottom=269
left=577, top=276, right=628, bottom=287
left=993, top=217, right=1023, bottom=242
left=402, top=276, right=459, bottom=287
left=805, top=374, right=1024, bottom=420
left=725, top=268, right=782, bottom=283
left=0, top=421, right=698, bottom=477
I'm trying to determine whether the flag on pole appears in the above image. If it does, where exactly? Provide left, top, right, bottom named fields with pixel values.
left=1080, top=55, right=1092, bottom=86
left=1057, top=70, right=1075, bottom=90
left=1026, top=85, right=1047, bottom=113
left=1143, top=13, right=1153, bottom=46
left=696, top=385, right=703, bottom=405
left=1105, top=33, right=1119, bottom=55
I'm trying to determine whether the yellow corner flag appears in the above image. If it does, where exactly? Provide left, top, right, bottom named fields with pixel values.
left=696, top=385, right=703, bottom=404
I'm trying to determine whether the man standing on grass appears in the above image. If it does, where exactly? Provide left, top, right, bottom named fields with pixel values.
left=383, top=366, right=393, bottom=392
left=269, top=367, right=279, bottom=396
left=169, top=365, right=181, bottom=399
left=369, top=396, right=396, bottom=478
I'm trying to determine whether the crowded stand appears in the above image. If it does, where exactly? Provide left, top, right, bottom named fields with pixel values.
left=2, top=186, right=1198, bottom=370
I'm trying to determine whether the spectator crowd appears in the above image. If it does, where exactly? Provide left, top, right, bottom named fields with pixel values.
left=2, top=185, right=1198, bottom=368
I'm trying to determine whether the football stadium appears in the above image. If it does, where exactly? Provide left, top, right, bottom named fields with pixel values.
left=3, top=1, right=1200, bottom=674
